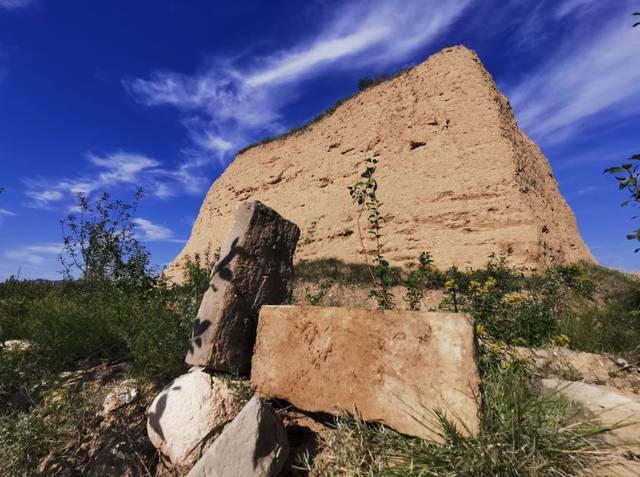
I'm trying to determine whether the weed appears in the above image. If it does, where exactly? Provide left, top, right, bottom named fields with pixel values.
left=304, top=356, right=609, bottom=476
left=349, top=158, right=395, bottom=309
left=403, top=252, right=434, bottom=311
left=305, top=279, right=333, bottom=306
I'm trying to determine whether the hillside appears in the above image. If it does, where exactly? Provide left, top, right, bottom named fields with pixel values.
left=166, top=45, right=592, bottom=281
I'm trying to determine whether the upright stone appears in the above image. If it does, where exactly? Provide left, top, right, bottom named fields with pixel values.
left=185, top=201, right=300, bottom=373
left=187, top=396, right=289, bottom=477
left=251, top=306, right=481, bottom=441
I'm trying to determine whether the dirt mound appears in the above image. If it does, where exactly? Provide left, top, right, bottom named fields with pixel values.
left=167, top=45, right=592, bottom=281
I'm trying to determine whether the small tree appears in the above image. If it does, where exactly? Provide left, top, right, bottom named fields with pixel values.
left=348, top=158, right=395, bottom=309
left=59, top=188, right=153, bottom=286
left=605, top=155, right=640, bottom=251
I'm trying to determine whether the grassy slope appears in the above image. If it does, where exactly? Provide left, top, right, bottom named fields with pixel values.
left=0, top=258, right=637, bottom=475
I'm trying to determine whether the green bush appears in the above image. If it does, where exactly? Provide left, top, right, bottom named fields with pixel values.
left=439, top=256, right=563, bottom=347
left=0, top=250, right=215, bottom=387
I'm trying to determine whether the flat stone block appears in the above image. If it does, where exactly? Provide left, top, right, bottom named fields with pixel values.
left=251, top=306, right=481, bottom=440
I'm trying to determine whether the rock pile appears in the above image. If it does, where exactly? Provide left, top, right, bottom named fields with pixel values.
left=147, top=200, right=483, bottom=475
left=147, top=201, right=299, bottom=474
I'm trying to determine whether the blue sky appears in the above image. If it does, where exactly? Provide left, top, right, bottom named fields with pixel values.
left=0, top=0, right=639, bottom=279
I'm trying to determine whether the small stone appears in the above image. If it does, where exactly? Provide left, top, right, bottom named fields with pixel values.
left=1, top=339, right=32, bottom=352
left=251, top=306, right=481, bottom=441
left=147, top=368, right=245, bottom=472
left=187, top=396, right=289, bottom=477
left=615, top=358, right=630, bottom=369
left=100, top=379, right=138, bottom=416
left=185, top=201, right=300, bottom=374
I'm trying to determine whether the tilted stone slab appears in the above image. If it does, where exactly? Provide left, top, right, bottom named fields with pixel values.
left=251, top=306, right=481, bottom=440
left=185, top=201, right=300, bottom=373
left=187, top=396, right=289, bottom=477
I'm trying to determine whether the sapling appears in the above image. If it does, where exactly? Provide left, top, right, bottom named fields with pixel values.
left=348, top=158, right=395, bottom=309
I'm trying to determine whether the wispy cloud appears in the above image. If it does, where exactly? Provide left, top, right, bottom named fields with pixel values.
left=0, top=0, right=33, bottom=10
left=5, top=243, right=61, bottom=266
left=0, top=207, right=15, bottom=226
left=24, top=151, right=199, bottom=208
left=124, top=0, right=471, bottom=164
left=508, top=3, right=640, bottom=143
left=134, top=217, right=184, bottom=243
left=554, top=0, right=597, bottom=19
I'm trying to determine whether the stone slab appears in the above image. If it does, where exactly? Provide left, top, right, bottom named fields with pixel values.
left=251, top=306, right=481, bottom=440
left=185, top=201, right=299, bottom=373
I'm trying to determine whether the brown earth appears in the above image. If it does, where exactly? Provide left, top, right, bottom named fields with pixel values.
left=166, top=45, right=593, bottom=281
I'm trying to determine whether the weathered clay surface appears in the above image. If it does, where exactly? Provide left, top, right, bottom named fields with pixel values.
left=167, top=45, right=592, bottom=282
left=146, top=369, right=245, bottom=472
left=540, top=379, right=640, bottom=445
left=187, top=396, right=289, bottom=477
left=251, top=306, right=481, bottom=441
left=185, top=201, right=299, bottom=373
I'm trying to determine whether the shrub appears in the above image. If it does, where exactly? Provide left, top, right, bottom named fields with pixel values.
left=439, top=256, right=563, bottom=347
left=59, top=189, right=154, bottom=288
left=0, top=250, right=215, bottom=385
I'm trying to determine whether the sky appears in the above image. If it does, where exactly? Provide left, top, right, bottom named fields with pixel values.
left=0, top=0, right=639, bottom=280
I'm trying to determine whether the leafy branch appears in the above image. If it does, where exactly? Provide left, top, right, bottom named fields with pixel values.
left=605, top=154, right=640, bottom=251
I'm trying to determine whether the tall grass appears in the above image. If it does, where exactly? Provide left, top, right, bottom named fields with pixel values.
left=306, top=356, right=609, bottom=477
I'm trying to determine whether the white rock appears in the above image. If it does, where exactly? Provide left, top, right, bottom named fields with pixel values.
left=1, top=339, right=32, bottom=352
left=147, top=368, right=245, bottom=472
left=100, top=379, right=138, bottom=416
left=187, top=396, right=289, bottom=477
left=541, top=379, right=640, bottom=445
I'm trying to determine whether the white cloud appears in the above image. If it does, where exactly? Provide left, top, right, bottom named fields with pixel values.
left=509, top=5, right=640, bottom=143
left=0, top=208, right=15, bottom=217
left=0, top=0, right=33, bottom=10
left=24, top=151, right=190, bottom=207
left=5, top=243, right=61, bottom=266
left=26, top=189, right=64, bottom=206
left=134, top=217, right=184, bottom=243
left=124, top=0, right=471, bottom=166
left=61, top=152, right=160, bottom=195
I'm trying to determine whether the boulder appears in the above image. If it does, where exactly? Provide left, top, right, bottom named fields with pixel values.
left=540, top=379, right=640, bottom=445
left=251, top=306, right=481, bottom=440
left=185, top=201, right=300, bottom=373
left=187, top=396, right=289, bottom=477
left=147, top=368, right=245, bottom=472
